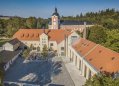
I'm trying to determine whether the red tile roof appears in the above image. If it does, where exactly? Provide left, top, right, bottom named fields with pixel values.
left=72, top=38, right=119, bottom=77
left=84, top=45, right=119, bottom=77
left=72, top=38, right=97, bottom=56
left=57, top=30, right=72, bottom=44
left=13, top=29, right=72, bottom=44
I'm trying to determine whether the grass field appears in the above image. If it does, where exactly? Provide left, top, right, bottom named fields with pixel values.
left=0, top=39, right=11, bottom=46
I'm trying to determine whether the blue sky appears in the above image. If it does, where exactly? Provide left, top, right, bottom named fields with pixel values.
left=0, top=0, right=119, bottom=19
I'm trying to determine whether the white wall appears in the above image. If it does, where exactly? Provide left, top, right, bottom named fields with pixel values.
left=2, top=42, right=13, bottom=51
left=4, top=50, right=22, bottom=71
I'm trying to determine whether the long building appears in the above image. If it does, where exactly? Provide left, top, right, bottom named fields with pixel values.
left=13, top=29, right=79, bottom=57
left=48, top=7, right=94, bottom=32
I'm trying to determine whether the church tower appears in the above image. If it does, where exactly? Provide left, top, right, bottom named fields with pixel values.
left=52, top=7, right=60, bottom=29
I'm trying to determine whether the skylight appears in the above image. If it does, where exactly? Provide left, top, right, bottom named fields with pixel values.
left=111, top=57, right=115, bottom=60
left=89, top=59, right=92, bottom=61
left=100, top=67, right=103, bottom=70
left=87, top=44, right=89, bottom=46
left=99, top=50, right=101, bottom=53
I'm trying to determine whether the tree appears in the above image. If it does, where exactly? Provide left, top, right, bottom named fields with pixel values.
left=30, top=44, right=33, bottom=50
left=23, top=49, right=28, bottom=58
left=88, top=25, right=107, bottom=44
left=76, top=30, right=83, bottom=37
left=42, top=44, right=48, bottom=59
left=0, top=56, right=5, bottom=86
left=6, top=16, right=26, bottom=36
left=0, top=19, right=4, bottom=34
left=83, top=73, right=119, bottom=86
left=101, top=29, right=119, bottom=53
left=37, top=17, right=45, bottom=29
left=26, top=16, right=37, bottom=29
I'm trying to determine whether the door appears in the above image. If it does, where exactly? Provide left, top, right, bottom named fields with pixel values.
left=37, top=46, right=40, bottom=51
left=61, top=52, right=64, bottom=56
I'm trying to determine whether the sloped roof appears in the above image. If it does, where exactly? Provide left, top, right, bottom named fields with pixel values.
left=72, top=38, right=97, bottom=56
left=0, top=48, right=22, bottom=67
left=57, top=30, right=72, bottom=44
left=8, top=38, right=20, bottom=45
left=13, top=29, right=72, bottom=44
left=84, top=45, right=119, bottom=77
left=49, top=20, right=94, bottom=25
left=72, top=38, right=119, bottom=77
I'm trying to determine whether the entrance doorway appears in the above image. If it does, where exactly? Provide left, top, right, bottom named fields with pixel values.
left=24, top=46, right=27, bottom=50
left=61, top=52, right=64, bottom=56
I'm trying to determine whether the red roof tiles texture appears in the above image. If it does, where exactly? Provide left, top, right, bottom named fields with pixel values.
left=72, top=38, right=119, bottom=77
left=13, top=29, right=72, bottom=44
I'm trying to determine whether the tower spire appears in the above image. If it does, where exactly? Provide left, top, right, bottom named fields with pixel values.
left=55, top=6, right=57, bottom=13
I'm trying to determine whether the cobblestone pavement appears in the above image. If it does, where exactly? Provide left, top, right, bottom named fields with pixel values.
left=4, top=52, right=74, bottom=86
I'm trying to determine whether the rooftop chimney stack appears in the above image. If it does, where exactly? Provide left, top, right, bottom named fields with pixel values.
left=43, top=26, right=45, bottom=33
left=83, top=22, right=86, bottom=39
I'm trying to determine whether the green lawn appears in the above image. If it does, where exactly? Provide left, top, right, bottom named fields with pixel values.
left=0, top=39, right=11, bottom=46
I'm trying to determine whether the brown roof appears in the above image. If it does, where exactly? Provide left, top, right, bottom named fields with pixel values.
left=57, top=30, right=72, bottom=44
left=8, top=38, right=20, bottom=45
left=73, top=38, right=119, bottom=77
left=72, top=38, right=97, bottom=56
left=13, top=29, right=72, bottom=44
left=84, top=45, right=119, bottom=77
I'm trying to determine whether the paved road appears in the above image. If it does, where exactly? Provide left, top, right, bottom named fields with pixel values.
left=61, top=57, right=86, bottom=86
left=4, top=52, right=74, bottom=86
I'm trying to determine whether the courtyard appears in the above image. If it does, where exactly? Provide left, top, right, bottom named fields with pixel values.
left=4, top=52, right=74, bottom=86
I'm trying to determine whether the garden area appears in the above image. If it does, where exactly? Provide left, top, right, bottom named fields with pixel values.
left=23, top=44, right=48, bottom=62
left=0, top=39, right=10, bottom=46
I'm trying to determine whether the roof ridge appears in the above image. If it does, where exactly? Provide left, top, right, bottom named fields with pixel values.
left=83, top=44, right=99, bottom=57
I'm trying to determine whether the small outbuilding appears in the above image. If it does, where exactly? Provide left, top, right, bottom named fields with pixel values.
left=0, top=48, right=22, bottom=71
left=2, top=38, right=20, bottom=51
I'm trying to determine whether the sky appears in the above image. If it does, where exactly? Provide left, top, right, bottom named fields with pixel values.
left=0, top=0, right=119, bottom=19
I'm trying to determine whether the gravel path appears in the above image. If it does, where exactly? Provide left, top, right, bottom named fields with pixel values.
left=4, top=52, right=74, bottom=86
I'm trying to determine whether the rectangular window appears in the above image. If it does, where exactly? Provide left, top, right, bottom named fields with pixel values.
left=33, top=47, right=36, bottom=50
left=71, top=36, right=77, bottom=38
left=61, top=47, right=64, bottom=50
left=50, top=43, right=53, bottom=46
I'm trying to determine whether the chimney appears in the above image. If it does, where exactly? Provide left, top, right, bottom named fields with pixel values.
left=82, top=41, right=83, bottom=45
left=43, top=28, right=45, bottom=33
left=83, top=22, right=86, bottom=39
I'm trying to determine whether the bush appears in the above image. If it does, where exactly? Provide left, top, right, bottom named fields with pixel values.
left=23, top=49, right=28, bottom=58
left=42, top=44, right=48, bottom=59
